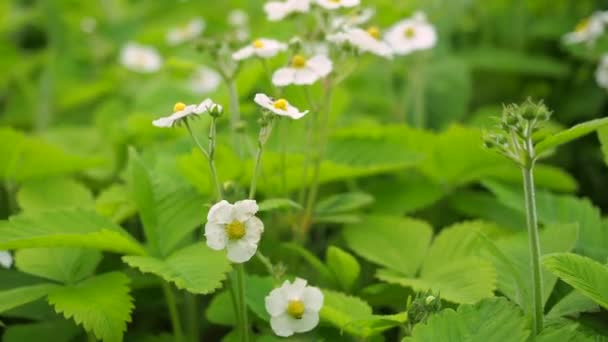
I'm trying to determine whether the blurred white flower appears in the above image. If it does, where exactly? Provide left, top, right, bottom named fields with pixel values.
left=385, top=12, right=437, bottom=55
left=0, top=251, right=12, bottom=269
left=264, top=0, right=311, bottom=21
left=166, top=18, right=205, bottom=45
left=205, top=200, right=264, bottom=263
left=328, top=26, right=392, bottom=58
left=563, top=12, right=608, bottom=45
left=120, top=42, right=163, bottom=73
left=254, top=94, right=309, bottom=119
left=233, top=39, right=288, bottom=61
left=152, top=99, right=221, bottom=127
left=596, top=55, right=608, bottom=89
left=316, top=0, right=359, bottom=10
left=80, top=17, right=97, bottom=34
left=265, top=278, right=324, bottom=337
left=331, top=7, right=375, bottom=30
left=235, top=28, right=251, bottom=42
left=228, top=9, right=249, bottom=27
left=189, top=66, right=222, bottom=94
left=272, top=55, right=332, bottom=86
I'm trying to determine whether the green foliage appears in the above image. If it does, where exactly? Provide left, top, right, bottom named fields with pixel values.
left=536, top=117, right=608, bottom=155
left=0, top=284, right=58, bottom=313
left=405, top=298, right=530, bottom=342
left=2, top=320, right=80, bottom=342
left=257, top=198, right=302, bottom=212
left=326, top=246, right=360, bottom=292
left=319, top=290, right=373, bottom=337
left=462, top=47, right=570, bottom=77
left=47, top=272, right=134, bottom=342
left=543, top=253, right=608, bottom=309
left=122, top=243, right=231, bottom=295
left=16, top=177, right=94, bottom=212
left=15, top=247, right=102, bottom=284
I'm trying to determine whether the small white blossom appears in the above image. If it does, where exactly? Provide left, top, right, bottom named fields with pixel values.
left=328, top=26, right=392, bottom=58
left=120, top=42, right=163, bottom=73
left=596, top=55, right=608, bottom=89
left=166, top=18, right=205, bottom=45
left=152, top=99, right=221, bottom=128
left=233, top=39, right=288, bottom=61
left=265, top=278, right=324, bottom=337
left=331, top=7, right=375, bottom=30
left=228, top=9, right=249, bottom=27
left=385, top=12, right=437, bottom=55
left=316, top=0, right=359, bottom=10
left=189, top=66, right=222, bottom=94
left=0, top=251, right=13, bottom=269
left=264, top=0, right=311, bottom=22
left=272, top=54, right=332, bottom=86
left=254, top=94, right=309, bottom=119
left=205, top=200, right=264, bottom=263
left=563, top=12, right=608, bottom=45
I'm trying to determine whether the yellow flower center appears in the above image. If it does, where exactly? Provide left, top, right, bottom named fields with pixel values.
left=291, top=55, right=307, bottom=68
left=174, top=102, right=187, bottom=112
left=575, top=18, right=590, bottom=33
left=273, top=99, right=289, bottom=110
left=366, top=26, right=381, bottom=40
left=253, top=39, right=265, bottom=49
left=404, top=27, right=416, bottom=38
left=225, top=220, right=246, bottom=240
left=287, top=299, right=305, bottom=319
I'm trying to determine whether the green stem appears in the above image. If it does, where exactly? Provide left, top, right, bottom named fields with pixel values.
left=256, top=252, right=276, bottom=280
left=521, top=164, right=544, bottom=336
left=249, top=144, right=264, bottom=200
left=162, top=283, right=184, bottom=342
left=228, top=271, right=242, bottom=336
left=227, top=78, right=243, bottom=157
left=235, top=264, right=250, bottom=342
left=184, top=293, right=199, bottom=342
left=208, top=117, right=223, bottom=201
left=411, top=54, right=427, bottom=129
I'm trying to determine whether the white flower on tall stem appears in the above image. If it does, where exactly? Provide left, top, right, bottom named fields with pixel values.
left=272, top=55, right=332, bottom=86
left=254, top=94, right=309, bottom=119
left=0, top=251, right=12, bottom=269
left=205, top=200, right=264, bottom=263
left=385, top=12, right=437, bottom=55
left=119, top=42, right=163, bottom=73
left=264, top=0, right=311, bottom=21
left=596, top=55, right=608, bottom=89
left=233, top=39, right=288, bottom=61
left=189, top=66, right=222, bottom=94
left=166, top=18, right=205, bottom=45
left=563, top=12, right=608, bottom=45
left=328, top=26, right=392, bottom=58
left=152, top=99, right=221, bottom=128
left=265, top=278, right=324, bottom=337
left=316, top=0, right=359, bottom=10
left=228, top=9, right=249, bottom=27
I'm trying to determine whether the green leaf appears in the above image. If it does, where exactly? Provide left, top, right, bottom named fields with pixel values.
left=0, top=209, right=145, bottom=255
left=2, top=320, right=80, bottom=342
left=16, top=177, right=94, bottom=212
left=257, top=198, right=302, bottom=212
left=461, top=47, right=569, bottom=77
left=281, top=243, right=336, bottom=287
left=547, top=291, right=599, bottom=319
left=245, top=275, right=275, bottom=322
left=320, top=290, right=373, bottom=337
left=326, top=246, right=360, bottom=292
left=206, top=291, right=235, bottom=326
left=315, top=192, right=374, bottom=215
left=47, top=272, right=134, bottom=342
left=0, top=284, right=58, bottom=313
left=543, top=253, right=608, bottom=309
left=405, top=298, right=530, bottom=342
left=343, top=216, right=433, bottom=276
left=15, top=247, right=102, bottom=284
left=536, top=117, right=608, bottom=155
left=123, top=243, right=231, bottom=294
left=364, top=173, right=444, bottom=215
left=95, top=185, right=137, bottom=224
left=344, top=312, right=408, bottom=338
left=536, top=321, right=605, bottom=342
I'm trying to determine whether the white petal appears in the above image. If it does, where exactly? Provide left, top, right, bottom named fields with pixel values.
left=204, top=223, right=227, bottom=250
left=340, top=0, right=360, bottom=7
left=302, top=286, right=324, bottom=312
left=234, top=200, right=259, bottom=222
left=284, top=105, right=308, bottom=119
left=316, top=0, right=341, bottom=10
left=226, top=239, right=258, bottom=263
left=0, top=251, right=13, bottom=269
left=307, top=55, right=332, bottom=77
left=207, top=200, right=235, bottom=224
left=270, top=314, right=296, bottom=337
left=244, top=216, right=264, bottom=242
left=194, top=98, right=218, bottom=113
left=264, top=2, right=289, bottom=21
left=265, top=287, right=288, bottom=316
left=272, top=67, right=296, bottom=87
left=293, top=69, right=319, bottom=85
left=254, top=93, right=274, bottom=109
left=286, top=278, right=307, bottom=299
left=291, top=311, right=320, bottom=333
left=232, top=46, right=255, bottom=61
left=290, top=0, right=311, bottom=12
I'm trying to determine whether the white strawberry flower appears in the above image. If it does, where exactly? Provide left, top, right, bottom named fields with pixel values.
left=254, top=94, right=309, bottom=119
left=205, top=200, right=264, bottom=263
left=328, top=26, right=392, bottom=58
left=385, top=12, right=437, bottom=55
left=265, top=278, right=324, bottom=337
left=316, top=0, right=359, bottom=10
left=264, top=0, right=311, bottom=22
left=152, top=99, right=221, bottom=128
left=119, top=42, right=163, bottom=73
left=233, top=39, right=288, bottom=61
left=596, top=55, right=608, bottom=89
left=166, top=18, right=205, bottom=45
left=0, top=251, right=12, bottom=269
left=272, top=54, right=333, bottom=86
left=189, top=66, right=221, bottom=94
left=563, top=12, right=608, bottom=45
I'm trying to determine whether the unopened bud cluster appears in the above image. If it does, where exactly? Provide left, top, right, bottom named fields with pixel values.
left=407, top=290, right=441, bottom=325
left=483, top=99, right=552, bottom=166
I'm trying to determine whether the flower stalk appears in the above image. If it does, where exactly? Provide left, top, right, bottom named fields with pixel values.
left=161, top=282, right=184, bottom=342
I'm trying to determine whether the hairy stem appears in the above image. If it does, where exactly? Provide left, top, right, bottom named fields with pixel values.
left=235, top=264, right=250, bottom=342
left=208, top=117, right=223, bottom=201
left=162, top=283, right=184, bottom=342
